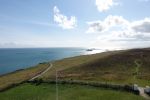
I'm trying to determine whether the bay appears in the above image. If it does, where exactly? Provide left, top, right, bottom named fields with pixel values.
left=0, top=48, right=86, bottom=75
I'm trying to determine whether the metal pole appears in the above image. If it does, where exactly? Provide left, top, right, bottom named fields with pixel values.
left=56, top=70, right=58, bottom=100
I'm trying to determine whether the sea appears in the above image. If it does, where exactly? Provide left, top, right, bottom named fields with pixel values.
left=0, top=48, right=103, bottom=75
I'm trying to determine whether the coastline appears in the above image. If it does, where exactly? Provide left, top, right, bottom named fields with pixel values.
left=0, top=48, right=122, bottom=78
left=0, top=47, right=86, bottom=75
left=0, top=47, right=150, bottom=92
left=0, top=62, right=49, bottom=92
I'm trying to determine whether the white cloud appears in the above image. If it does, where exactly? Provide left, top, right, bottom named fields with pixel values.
left=86, top=15, right=129, bottom=33
left=87, top=15, right=150, bottom=49
left=139, top=0, right=149, bottom=2
left=95, top=0, right=118, bottom=12
left=53, top=6, right=77, bottom=29
left=131, top=18, right=150, bottom=33
left=86, top=21, right=105, bottom=33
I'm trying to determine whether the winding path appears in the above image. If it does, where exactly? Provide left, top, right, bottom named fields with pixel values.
left=133, top=60, right=141, bottom=79
left=138, top=87, right=150, bottom=100
left=28, top=61, right=150, bottom=99
left=29, top=63, right=53, bottom=81
left=134, top=60, right=150, bottom=99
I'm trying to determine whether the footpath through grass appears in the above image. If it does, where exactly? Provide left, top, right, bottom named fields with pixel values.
left=133, top=60, right=142, bottom=80
left=0, top=63, right=49, bottom=91
left=42, top=48, right=150, bottom=86
left=0, top=83, right=144, bottom=100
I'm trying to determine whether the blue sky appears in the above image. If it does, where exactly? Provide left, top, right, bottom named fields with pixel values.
left=0, top=0, right=150, bottom=49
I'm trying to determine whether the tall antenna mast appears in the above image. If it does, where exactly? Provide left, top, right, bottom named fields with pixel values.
left=56, top=70, right=58, bottom=100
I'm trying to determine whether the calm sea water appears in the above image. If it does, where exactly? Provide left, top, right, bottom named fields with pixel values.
left=0, top=48, right=87, bottom=75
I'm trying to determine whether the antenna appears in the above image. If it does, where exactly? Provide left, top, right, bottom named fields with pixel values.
left=56, top=70, right=58, bottom=100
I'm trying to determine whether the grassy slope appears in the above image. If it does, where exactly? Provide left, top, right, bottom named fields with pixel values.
left=0, top=83, right=144, bottom=100
left=0, top=48, right=149, bottom=100
left=41, top=50, right=120, bottom=79
left=0, top=63, right=49, bottom=91
left=41, top=48, right=150, bottom=86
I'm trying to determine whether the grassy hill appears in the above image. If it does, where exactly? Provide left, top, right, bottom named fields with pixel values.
left=0, top=48, right=149, bottom=100
left=0, top=63, right=49, bottom=91
left=41, top=48, right=150, bottom=86
left=0, top=48, right=150, bottom=100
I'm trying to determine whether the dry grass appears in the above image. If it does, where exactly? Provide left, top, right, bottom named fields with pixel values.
left=1, top=48, right=149, bottom=91
left=41, top=48, right=150, bottom=86
left=40, top=50, right=121, bottom=80
left=0, top=63, right=49, bottom=91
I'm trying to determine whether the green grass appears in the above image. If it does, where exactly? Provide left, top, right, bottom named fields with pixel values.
left=0, top=83, right=144, bottom=100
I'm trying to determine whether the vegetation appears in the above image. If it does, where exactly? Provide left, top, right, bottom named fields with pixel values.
left=40, top=50, right=122, bottom=80
left=0, top=83, right=144, bottom=100
left=41, top=48, right=150, bottom=86
left=0, top=48, right=149, bottom=99
left=0, top=63, right=49, bottom=91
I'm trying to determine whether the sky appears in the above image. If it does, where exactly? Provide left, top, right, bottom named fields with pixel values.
left=0, top=0, right=150, bottom=49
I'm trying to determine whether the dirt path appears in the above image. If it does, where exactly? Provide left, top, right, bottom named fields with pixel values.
left=133, top=60, right=141, bottom=79
left=28, top=61, right=150, bottom=99
left=138, top=87, right=150, bottom=100
left=29, top=63, right=53, bottom=81
left=134, top=60, right=150, bottom=99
